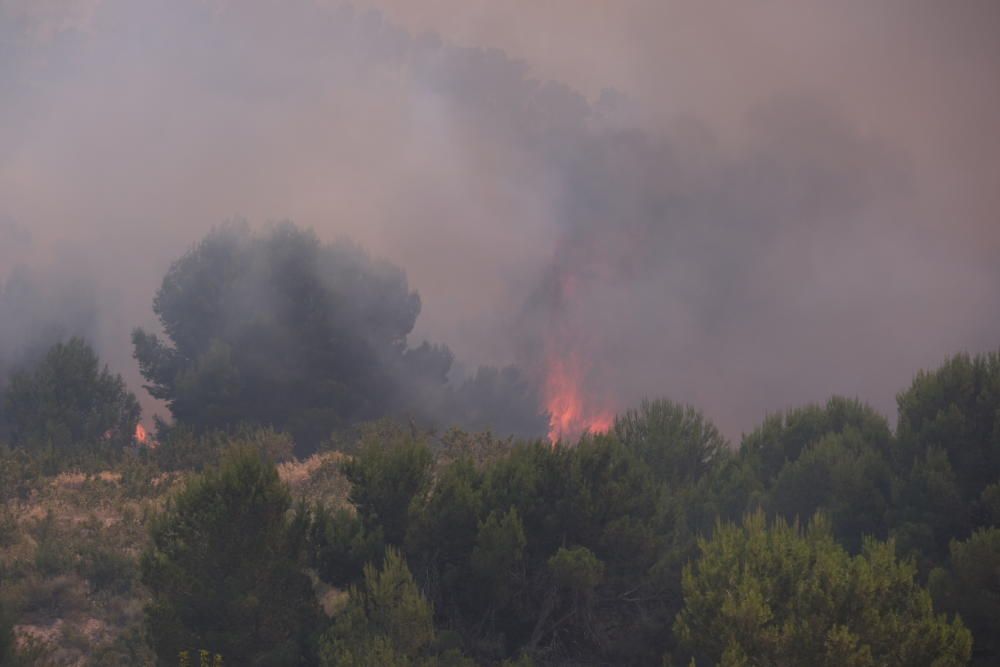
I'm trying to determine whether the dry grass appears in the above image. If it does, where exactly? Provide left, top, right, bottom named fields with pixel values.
left=2, top=453, right=354, bottom=664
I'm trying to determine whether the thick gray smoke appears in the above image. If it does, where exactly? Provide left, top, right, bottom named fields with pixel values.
left=0, top=218, right=100, bottom=388
left=1, top=0, right=998, bottom=439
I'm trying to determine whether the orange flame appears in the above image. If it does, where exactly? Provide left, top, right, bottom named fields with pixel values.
left=544, top=353, right=613, bottom=443
left=541, top=267, right=616, bottom=443
left=135, top=423, right=148, bottom=444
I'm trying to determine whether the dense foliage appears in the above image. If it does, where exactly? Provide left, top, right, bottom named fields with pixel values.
left=0, top=298, right=1000, bottom=667
left=294, top=353, right=1000, bottom=666
left=675, top=512, right=970, bottom=666
left=141, top=445, right=321, bottom=664
left=2, top=337, right=140, bottom=468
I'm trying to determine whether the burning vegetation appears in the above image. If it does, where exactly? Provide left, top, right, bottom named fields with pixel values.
left=543, top=352, right=614, bottom=443
left=0, top=222, right=997, bottom=666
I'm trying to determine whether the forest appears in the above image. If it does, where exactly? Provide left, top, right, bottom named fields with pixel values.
left=0, top=223, right=997, bottom=666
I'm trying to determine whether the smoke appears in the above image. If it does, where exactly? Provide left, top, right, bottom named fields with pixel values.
left=0, top=260, right=99, bottom=390
left=1, top=0, right=998, bottom=438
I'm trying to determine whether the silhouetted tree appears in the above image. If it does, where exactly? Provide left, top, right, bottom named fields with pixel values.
left=614, top=399, right=730, bottom=487
left=3, top=337, right=139, bottom=466
left=895, top=351, right=1000, bottom=533
left=132, top=222, right=452, bottom=453
left=741, top=396, right=892, bottom=485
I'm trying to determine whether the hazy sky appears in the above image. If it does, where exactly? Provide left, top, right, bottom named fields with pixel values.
left=1, top=0, right=998, bottom=439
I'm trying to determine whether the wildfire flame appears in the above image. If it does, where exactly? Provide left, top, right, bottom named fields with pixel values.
left=135, top=423, right=148, bottom=444
left=541, top=266, right=615, bottom=443
left=544, top=352, right=614, bottom=444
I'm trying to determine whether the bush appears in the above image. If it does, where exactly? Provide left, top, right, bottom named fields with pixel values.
left=674, top=511, right=971, bottom=667
left=0, top=444, right=41, bottom=502
left=3, top=338, right=140, bottom=468
left=318, top=548, right=452, bottom=666
left=32, top=512, right=73, bottom=577
left=153, top=425, right=294, bottom=472
left=151, top=425, right=225, bottom=472
left=78, top=540, right=136, bottom=595
left=141, top=445, right=320, bottom=664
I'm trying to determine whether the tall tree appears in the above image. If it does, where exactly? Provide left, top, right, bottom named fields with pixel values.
left=141, top=444, right=320, bottom=665
left=929, top=527, right=1000, bottom=666
left=132, top=222, right=452, bottom=453
left=341, top=421, right=434, bottom=547
left=740, top=396, right=892, bottom=485
left=895, top=351, right=1000, bottom=508
left=317, top=548, right=469, bottom=667
left=614, top=399, right=731, bottom=487
left=3, top=337, right=139, bottom=464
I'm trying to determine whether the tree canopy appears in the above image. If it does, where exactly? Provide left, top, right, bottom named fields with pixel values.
left=141, top=444, right=321, bottom=665
left=2, top=337, right=139, bottom=466
left=675, top=511, right=972, bottom=667
left=132, top=222, right=441, bottom=452
left=133, top=222, right=546, bottom=453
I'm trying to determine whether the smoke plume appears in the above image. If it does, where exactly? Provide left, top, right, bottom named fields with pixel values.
left=1, top=0, right=998, bottom=439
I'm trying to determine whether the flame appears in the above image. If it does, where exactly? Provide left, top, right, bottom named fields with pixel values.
left=541, top=265, right=615, bottom=443
left=135, top=423, right=148, bottom=444
left=544, top=352, right=614, bottom=443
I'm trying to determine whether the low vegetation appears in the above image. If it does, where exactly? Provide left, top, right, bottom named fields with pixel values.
left=0, top=349, right=997, bottom=665
left=0, top=224, right=996, bottom=664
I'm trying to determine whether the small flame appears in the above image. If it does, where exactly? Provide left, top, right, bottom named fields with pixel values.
left=135, top=423, right=148, bottom=444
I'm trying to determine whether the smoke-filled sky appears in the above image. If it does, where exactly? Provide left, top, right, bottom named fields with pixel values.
left=1, top=0, right=998, bottom=439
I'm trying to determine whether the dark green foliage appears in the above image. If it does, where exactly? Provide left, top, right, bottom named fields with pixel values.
left=0, top=443, right=40, bottom=502
left=977, top=481, right=1000, bottom=525
left=891, top=351, right=1000, bottom=565
left=674, top=511, right=972, bottom=667
left=405, top=457, right=482, bottom=572
left=310, top=373, right=997, bottom=665
left=75, top=514, right=138, bottom=595
left=320, top=427, right=673, bottom=664
left=132, top=222, right=448, bottom=454
left=32, top=511, right=74, bottom=577
left=766, top=431, right=893, bottom=551
left=469, top=507, right=527, bottom=607
left=341, top=421, right=434, bottom=546
left=740, top=397, right=895, bottom=551
left=141, top=445, right=320, bottom=665
left=890, top=447, right=968, bottom=567
left=546, top=545, right=603, bottom=594
left=307, top=506, right=385, bottom=588
left=318, top=548, right=472, bottom=666
left=614, top=399, right=730, bottom=486
left=3, top=337, right=140, bottom=466
left=741, top=396, right=892, bottom=485
left=896, top=351, right=1000, bottom=500
left=3, top=338, right=991, bottom=664
left=929, top=528, right=1000, bottom=666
